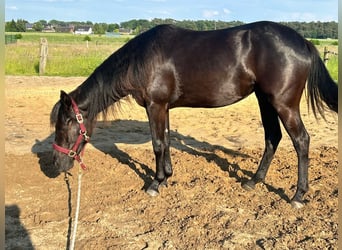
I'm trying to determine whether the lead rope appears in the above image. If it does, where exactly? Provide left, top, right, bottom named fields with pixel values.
left=67, top=166, right=83, bottom=250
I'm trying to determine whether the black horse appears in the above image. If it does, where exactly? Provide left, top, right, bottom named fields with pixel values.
left=50, top=21, right=337, bottom=209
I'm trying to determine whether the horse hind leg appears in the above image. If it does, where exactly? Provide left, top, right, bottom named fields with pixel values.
left=242, top=90, right=282, bottom=191
left=249, top=84, right=309, bottom=208
left=277, top=108, right=310, bottom=208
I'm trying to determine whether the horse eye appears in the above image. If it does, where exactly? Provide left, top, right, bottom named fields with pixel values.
left=65, top=117, right=73, bottom=125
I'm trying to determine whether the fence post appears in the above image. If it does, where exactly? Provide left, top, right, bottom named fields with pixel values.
left=323, top=46, right=329, bottom=66
left=39, top=38, right=48, bottom=75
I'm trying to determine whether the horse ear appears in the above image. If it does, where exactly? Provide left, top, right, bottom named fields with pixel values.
left=60, top=90, right=72, bottom=108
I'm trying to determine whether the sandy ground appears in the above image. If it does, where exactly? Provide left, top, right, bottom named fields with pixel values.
left=5, top=76, right=338, bottom=249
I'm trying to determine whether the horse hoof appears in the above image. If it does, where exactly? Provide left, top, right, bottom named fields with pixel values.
left=291, top=200, right=304, bottom=209
left=146, top=180, right=161, bottom=197
left=160, top=179, right=168, bottom=188
left=146, top=188, right=159, bottom=197
left=242, top=181, right=255, bottom=191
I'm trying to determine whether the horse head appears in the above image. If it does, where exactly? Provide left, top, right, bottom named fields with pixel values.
left=50, top=90, right=93, bottom=173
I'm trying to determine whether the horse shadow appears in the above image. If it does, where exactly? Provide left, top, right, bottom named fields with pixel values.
left=32, top=119, right=290, bottom=202
left=5, top=205, right=34, bottom=249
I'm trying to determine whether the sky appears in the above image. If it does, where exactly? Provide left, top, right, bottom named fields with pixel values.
left=5, top=0, right=338, bottom=24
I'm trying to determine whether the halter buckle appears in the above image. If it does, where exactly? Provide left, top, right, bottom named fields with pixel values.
left=80, top=130, right=90, bottom=141
left=76, top=114, right=84, bottom=124
left=68, top=150, right=77, bottom=158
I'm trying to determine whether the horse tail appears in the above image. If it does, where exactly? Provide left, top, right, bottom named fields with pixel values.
left=305, top=40, right=338, bottom=119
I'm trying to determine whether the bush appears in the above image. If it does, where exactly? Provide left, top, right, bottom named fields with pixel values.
left=310, top=39, right=320, bottom=45
left=15, top=33, right=23, bottom=39
left=83, top=35, right=91, bottom=41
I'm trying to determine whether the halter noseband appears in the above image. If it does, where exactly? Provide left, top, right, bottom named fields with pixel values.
left=53, top=98, right=90, bottom=170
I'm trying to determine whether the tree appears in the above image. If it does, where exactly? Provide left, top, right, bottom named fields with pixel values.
left=93, top=23, right=107, bottom=35
left=39, top=20, right=48, bottom=26
left=5, top=19, right=18, bottom=32
left=49, top=19, right=66, bottom=27
left=16, top=19, right=27, bottom=32
left=5, top=19, right=27, bottom=32
left=107, top=23, right=119, bottom=32
left=33, top=22, right=44, bottom=32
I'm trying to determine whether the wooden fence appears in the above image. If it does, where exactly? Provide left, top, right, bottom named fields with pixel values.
left=39, top=38, right=48, bottom=75
left=323, top=46, right=338, bottom=66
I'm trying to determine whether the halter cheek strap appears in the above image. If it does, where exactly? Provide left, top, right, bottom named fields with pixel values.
left=53, top=98, right=90, bottom=170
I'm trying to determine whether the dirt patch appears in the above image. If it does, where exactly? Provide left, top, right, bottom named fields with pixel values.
left=5, top=76, right=338, bottom=249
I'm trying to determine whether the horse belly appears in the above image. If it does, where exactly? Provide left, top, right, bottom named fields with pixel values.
left=215, top=80, right=255, bottom=106
left=172, top=80, right=253, bottom=108
left=169, top=56, right=255, bottom=108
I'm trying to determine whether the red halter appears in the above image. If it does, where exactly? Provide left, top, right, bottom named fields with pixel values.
left=53, top=98, right=90, bottom=170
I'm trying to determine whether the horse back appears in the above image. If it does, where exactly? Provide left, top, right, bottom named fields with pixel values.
left=130, top=22, right=312, bottom=108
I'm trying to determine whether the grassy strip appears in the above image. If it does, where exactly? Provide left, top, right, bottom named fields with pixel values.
left=6, top=32, right=132, bottom=44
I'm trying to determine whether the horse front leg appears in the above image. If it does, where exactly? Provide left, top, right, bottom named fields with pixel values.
left=163, top=108, right=173, bottom=182
left=145, top=103, right=172, bottom=196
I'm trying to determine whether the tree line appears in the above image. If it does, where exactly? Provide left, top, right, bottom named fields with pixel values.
left=5, top=18, right=338, bottom=39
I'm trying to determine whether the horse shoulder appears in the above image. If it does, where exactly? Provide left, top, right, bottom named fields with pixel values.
left=147, top=61, right=182, bottom=105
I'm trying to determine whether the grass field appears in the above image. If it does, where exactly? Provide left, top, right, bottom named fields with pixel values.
left=5, top=32, right=132, bottom=76
left=5, top=32, right=338, bottom=81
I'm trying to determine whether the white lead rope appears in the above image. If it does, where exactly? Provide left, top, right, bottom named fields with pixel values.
left=69, top=169, right=83, bottom=250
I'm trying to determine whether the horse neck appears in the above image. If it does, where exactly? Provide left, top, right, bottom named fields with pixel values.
left=71, top=69, right=130, bottom=122
left=70, top=41, right=150, bottom=121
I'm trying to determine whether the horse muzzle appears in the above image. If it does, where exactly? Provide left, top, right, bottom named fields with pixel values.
left=52, top=150, right=75, bottom=173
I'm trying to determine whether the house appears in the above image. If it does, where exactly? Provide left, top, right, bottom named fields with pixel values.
left=25, top=23, right=34, bottom=31
left=55, top=25, right=74, bottom=33
left=119, top=28, right=132, bottom=35
left=74, top=26, right=93, bottom=35
left=42, top=25, right=55, bottom=33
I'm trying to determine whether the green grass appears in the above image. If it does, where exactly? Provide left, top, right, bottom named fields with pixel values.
left=5, top=33, right=338, bottom=81
left=316, top=44, right=338, bottom=82
left=6, top=44, right=40, bottom=75
left=326, top=55, right=338, bottom=81
left=5, top=32, right=132, bottom=76
left=42, top=44, right=121, bottom=76
left=6, top=42, right=116, bottom=76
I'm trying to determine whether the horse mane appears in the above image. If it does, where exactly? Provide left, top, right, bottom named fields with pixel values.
left=50, top=24, right=177, bottom=124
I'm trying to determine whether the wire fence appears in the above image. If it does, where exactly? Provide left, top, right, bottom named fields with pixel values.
left=5, top=35, right=18, bottom=45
